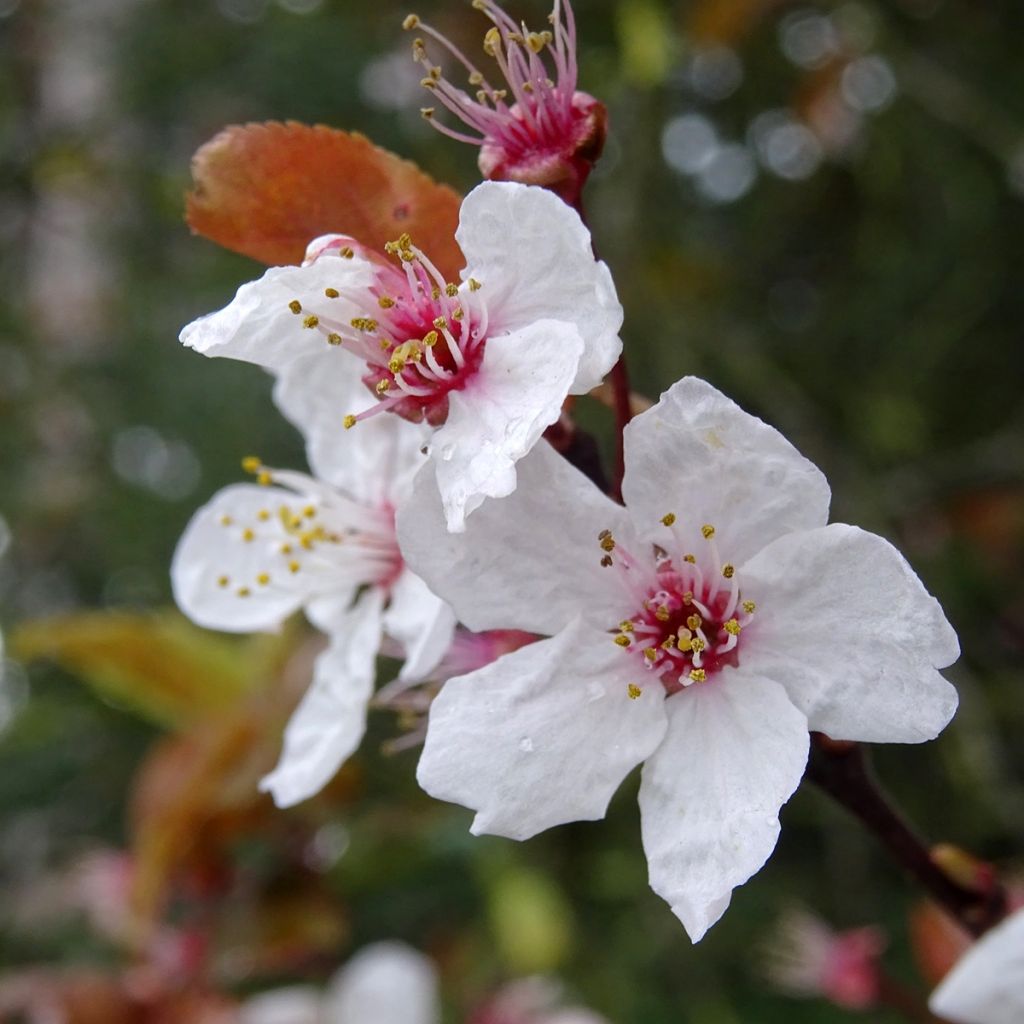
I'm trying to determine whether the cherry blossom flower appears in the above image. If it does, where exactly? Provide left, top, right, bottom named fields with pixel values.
left=180, top=180, right=621, bottom=532
left=240, top=942, right=439, bottom=1024
left=403, top=0, right=606, bottom=203
left=172, top=367, right=454, bottom=807
left=764, top=910, right=886, bottom=1010
left=929, top=907, right=1024, bottom=1024
left=398, top=376, right=960, bottom=941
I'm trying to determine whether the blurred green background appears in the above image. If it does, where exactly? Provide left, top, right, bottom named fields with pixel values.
left=0, top=0, right=1022, bottom=1020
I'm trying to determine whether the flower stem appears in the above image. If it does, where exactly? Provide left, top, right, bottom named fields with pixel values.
left=806, top=735, right=1007, bottom=938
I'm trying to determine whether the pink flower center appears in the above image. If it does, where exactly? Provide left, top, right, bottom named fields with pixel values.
left=289, top=235, right=488, bottom=428
left=600, top=517, right=757, bottom=696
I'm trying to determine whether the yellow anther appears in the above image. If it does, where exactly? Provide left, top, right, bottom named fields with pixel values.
left=677, top=635, right=693, bottom=653
left=661, top=636, right=677, bottom=650
left=431, top=287, right=441, bottom=301
left=280, top=543, right=293, bottom=554
left=432, top=315, right=447, bottom=329
left=444, top=282, right=458, bottom=298
left=423, top=330, right=439, bottom=347
left=350, top=317, right=378, bottom=332
left=339, top=246, right=354, bottom=259
left=619, top=620, right=635, bottom=633
left=724, top=619, right=741, bottom=636
left=643, top=647, right=658, bottom=662
left=389, top=356, right=406, bottom=374
left=257, top=470, right=272, bottom=487
left=614, top=634, right=631, bottom=648
left=682, top=591, right=693, bottom=604
left=343, top=414, right=357, bottom=429
left=468, top=278, right=482, bottom=291
left=376, top=379, right=391, bottom=394
left=324, top=287, right=339, bottom=299
left=237, top=586, right=251, bottom=598
left=241, top=455, right=261, bottom=474
left=402, top=13, right=420, bottom=29
left=742, top=600, right=756, bottom=614
left=468, top=71, right=484, bottom=86
left=302, top=314, right=319, bottom=329
left=686, top=614, right=702, bottom=631
left=379, top=338, right=392, bottom=350
left=219, top=514, right=233, bottom=526
left=288, top=515, right=303, bottom=530
left=701, top=524, right=716, bottom=539
left=690, top=637, right=706, bottom=653
left=627, top=683, right=642, bottom=700
left=600, top=554, right=613, bottom=567
left=723, top=564, right=735, bottom=579
left=452, top=307, right=464, bottom=321
left=378, top=295, right=396, bottom=309
left=420, top=77, right=437, bottom=89
left=420, top=108, right=435, bottom=119
left=527, top=31, right=547, bottom=53
left=689, top=669, right=707, bottom=683
left=242, top=528, right=255, bottom=542
left=257, top=509, right=270, bottom=521
left=599, top=535, right=615, bottom=553
left=327, top=333, right=342, bottom=346
left=288, top=299, right=302, bottom=314
left=217, top=575, right=229, bottom=588
left=661, top=512, right=676, bottom=527
left=257, top=573, right=270, bottom=586
left=300, top=533, right=315, bottom=550
left=483, top=26, right=501, bottom=56
left=654, top=606, right=670, bottom=622
left=303, top=505, right=316, bottom=518
left=683, top=553, right=696, bottom=564
left=288, top=560, right=300, bottom=574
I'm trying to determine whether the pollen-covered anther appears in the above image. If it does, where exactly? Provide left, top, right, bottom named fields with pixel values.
left=432, top=315, right=447, bottom=330
left=343, top=415, right=357, bottom=430
left=376, top=379, right=391, bottom=394
left=722, top=563, right=735, bottom=579
left=237, top=586, right=251, bottom=598
left=257, top=509, right=270, bottom=522
left=686, top=614, right=702, bottom=631
left=627, top=683, right=642, bottom=700
left=661, top=512, right=676, bottom=527
left=219, top=515, right=233, bottom=526
left=302, top=314, right=319, bottom=329
left=598, top=529, right=615, bottom=553
left=613, top=635, right=631, bottom=648
left=468, top=278, right=482, bottom=291
left=643, top=647, right=658, bottom=662
left=655, top=605, right=670, bottom=622
left=288, top=299, right=302, bottom=314
left=339, top=246, right=354, bottom=259
left=324, top=287, right=339, bottom=299
left=723, top=619, right=741, bottom=636
left=683, top=554, right=696, bottom=564
left=619, top=620, right=635, bottom=633
left=402, top=13, right=420, bottom=29
left=257, top=573, right=271, bottom=586
left=351, top=317, right=378, bottom=333
left=327, top=333, right=342, bottom=346
left=423, top=330, right=439, bottom=347
left=444, top=282, right=459, bottom=297
left=241, top=455, right=262, bottom=474
left=378, top=296, right=396, bottom=309
left=600, top=554, right=613, bottom=567
left=742, top=600, right=756, bottom=614
left=690, top=637, right=706, bottom=654
left=689, top=669, right=707, bottom=683
left=288, top=560, right=300, bottom=573
left=701, top=524, right=716, bottom=539
left=257, top=470, right=272, bottom=486
left=661, top=636, right=676, bottom=650
left=217, top=575, right=229, bottom=588
left=242, top=528, right=255, bottom=542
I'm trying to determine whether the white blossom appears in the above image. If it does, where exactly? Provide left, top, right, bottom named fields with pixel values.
left=180, top=181, right=622, bottom=532
left=398, top=376, right=959, bottom=942
left=929, top=907, right=1024, bottom=1024
left=172, top=369, right=454, bottom=807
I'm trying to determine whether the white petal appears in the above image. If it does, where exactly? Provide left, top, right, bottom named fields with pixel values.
left=259, top=588, right=384, bottom=807
left=239, top=986, right=322, bottom=1024
left=171, top=484, right=316, bottom=632
left=272, top=347, right=431, bottom=502
left=326, top=942, right=439, bottom=1024
left=622, top=377, right=831, bottom=563
left=430, top=320, right=585, bottom=532
left=397, top=441, right=633, bottom=635
left=742, top=523, right=959, bottom=743
left=180, top=257, right=374, bottom=372
left=457, top=181, right=623, bottom=393
left=929, top=908, right=1024, bottom=1024
left=417, top=618, right=668, bottom=840
left=383, top=570, right=456, bottom=682
left=639, top=670, right=809, bottom=942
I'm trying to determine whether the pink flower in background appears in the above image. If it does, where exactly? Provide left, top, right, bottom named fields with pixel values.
left=181, top=181, right=621, bottom=531
left=173, top=370, right=454, bottom=808
left=929, top=907, right=1024, bottom=1024
left=764, top=910, right=886, bottom=1010
left=399, top=376, right=959, bottom=941
left=405, top=0, right=607, bottom=201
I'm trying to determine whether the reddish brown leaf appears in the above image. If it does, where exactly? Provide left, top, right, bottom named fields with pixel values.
left=186, top=121, right=464, bottom=277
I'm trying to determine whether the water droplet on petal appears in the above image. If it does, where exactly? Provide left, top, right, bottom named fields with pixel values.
left=440, top=444, right=455, bottom=462
left=519, top=736, right=534, bottom=753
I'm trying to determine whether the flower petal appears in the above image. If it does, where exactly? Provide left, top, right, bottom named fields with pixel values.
left=639, top=669, right=809, bottom=942
left=742, top=523, right=959, bottom=743
left=929, top=907, right=1024, bottom=1024
left=429, top=320, right=585, bottom=531
left=326, top=942, right=440, bottom=1024
left=397, top=441, right=633, bottom=634
left=383, top=569, right=456, bottom=682
left=171, top=484, right=317, bottom=632
left=622, top=377, right=831, bottom=563
left=180, top=256, right=374, bottom=372
left=417, top=617, right=668, bottom=840
left=259, top=588, right=384, bottom=807
left=272, top=347, right=430, bottom=502
left=457, top=181, right=623, bottom=393
left=239, top=986, right=322, bottom=1024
